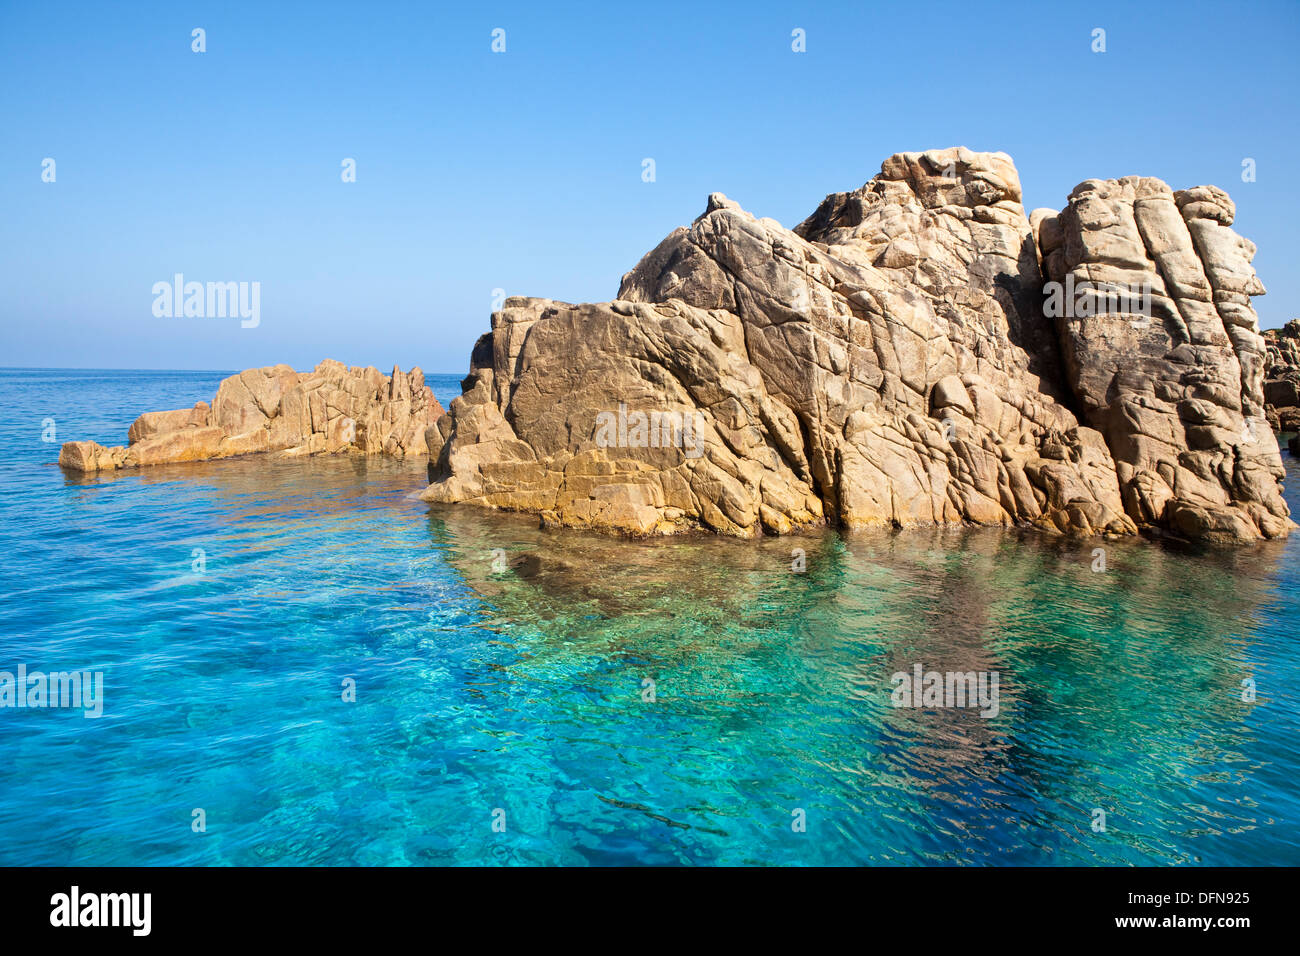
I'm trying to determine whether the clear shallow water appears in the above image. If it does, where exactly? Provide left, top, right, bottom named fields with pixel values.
left=0, top=367, right=1297, bottom=866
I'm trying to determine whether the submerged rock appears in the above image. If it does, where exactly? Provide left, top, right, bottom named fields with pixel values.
left=59, top=360, right=444, bottom=473
left=425, top=147, right=1291, bottom=544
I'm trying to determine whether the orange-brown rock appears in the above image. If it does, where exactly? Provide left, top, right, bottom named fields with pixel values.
left=425, top=148, right=1291, bottom=544
left=59, top=360, right=444, bottom=473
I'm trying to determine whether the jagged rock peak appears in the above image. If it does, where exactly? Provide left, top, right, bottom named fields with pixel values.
left=425, top=149, right=1291, bottom=543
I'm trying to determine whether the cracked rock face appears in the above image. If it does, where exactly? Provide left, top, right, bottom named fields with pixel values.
left=1035, top=178, right=1290, bottom=542
left=60, top=360, right=443, bottom=472
left=425, top=146, right=1290, bottom=542
left=1264, top=319, right=1300, bottom=433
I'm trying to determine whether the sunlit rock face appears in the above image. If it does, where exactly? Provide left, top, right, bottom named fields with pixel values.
left=60, top=360, right=443, bottom=473
left=427, top=147, right=1290, bottom=543
left=1036, top=179, right=1290, bottom=543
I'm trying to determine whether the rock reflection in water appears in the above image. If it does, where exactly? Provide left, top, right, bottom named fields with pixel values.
left=32, top=444, right=1298, bottom=864
left=427, top=500, right=1291, bottom=863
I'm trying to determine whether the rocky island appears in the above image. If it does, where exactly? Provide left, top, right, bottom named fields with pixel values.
left=59, top=360, right=442, bottom=471
left=422, top=148, right=1292, bottom=545
left=61, top=148, right=1294, bottom=546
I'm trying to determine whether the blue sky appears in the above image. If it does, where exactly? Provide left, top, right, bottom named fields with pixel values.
left=2, top=0, right=1297, bottom=372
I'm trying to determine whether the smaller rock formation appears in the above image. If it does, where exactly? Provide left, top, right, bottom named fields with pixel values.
left=59, top=360, right=444, bottom=473
left=1263, top=319, right=1300, bottom=433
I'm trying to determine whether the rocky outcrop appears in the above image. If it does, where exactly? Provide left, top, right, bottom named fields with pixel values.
left=1033, top=179, right=1290, bottom=542
left=1263, top=320, right=1300, bottom=432
left=425, top=148, right=1291, bottom=543
left=60, top=360, right=443, bottom=473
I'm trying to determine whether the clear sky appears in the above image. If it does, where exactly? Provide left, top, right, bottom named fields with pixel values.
left=2, top=0, right=1297, bottom=373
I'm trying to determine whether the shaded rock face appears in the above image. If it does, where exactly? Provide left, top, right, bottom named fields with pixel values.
left=60, top=360, right=444, bottom=473
left=1035, top=179, right=1290, bottom=542
left=1263, top=320, right=1300, bottom=431
left=425, top=147, right=1290, bottom=543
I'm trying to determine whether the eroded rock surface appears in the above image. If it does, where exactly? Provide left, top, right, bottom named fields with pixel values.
left=60, top=360, right=443, bottom=472
left=427, top=147, right=1291, bottom=542
left=1034, top=179, right=1290, bottom=542
left=1263, top=319, right=1300, bottom=433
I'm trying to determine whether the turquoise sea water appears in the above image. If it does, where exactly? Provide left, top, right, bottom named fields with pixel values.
left=0, top=367, right=1297, bottom=866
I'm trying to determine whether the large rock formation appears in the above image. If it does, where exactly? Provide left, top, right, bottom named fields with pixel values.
left=423, top=148, right=1291, bottom=543
left=60, top=360, right=443, bottom=472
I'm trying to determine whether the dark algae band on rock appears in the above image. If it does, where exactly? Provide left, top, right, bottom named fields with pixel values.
left=422, top=147, right=1293, bottom=545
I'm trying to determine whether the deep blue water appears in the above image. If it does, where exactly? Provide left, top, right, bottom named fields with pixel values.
left=0, top=367, right=1297, bottom=866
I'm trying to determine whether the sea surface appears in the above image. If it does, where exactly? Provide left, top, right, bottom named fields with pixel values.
left=1, top=367, right=1297, bottom=866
